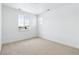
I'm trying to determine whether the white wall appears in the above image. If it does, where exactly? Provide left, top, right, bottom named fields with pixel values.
left=2, top=5, right=37, bottom=44
left=0, top=3, right=2, bottom=51
left=38, top=4, right=79, bottom=49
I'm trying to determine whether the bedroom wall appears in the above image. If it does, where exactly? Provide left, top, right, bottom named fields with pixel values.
left=2, top=5, right=37, bottom=44
left=38, top=4, right=79, bottom=49
left=0, top=3, right=2, bottom=51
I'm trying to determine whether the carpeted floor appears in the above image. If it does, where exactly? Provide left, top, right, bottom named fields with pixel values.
left=0, top=38, right=79, bottom=55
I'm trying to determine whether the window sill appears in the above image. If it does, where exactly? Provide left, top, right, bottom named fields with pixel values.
left=18, top=27, right=30, bottom=32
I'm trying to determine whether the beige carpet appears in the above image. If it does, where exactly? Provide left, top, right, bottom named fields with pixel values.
left=0, top=38, right=79, bottom=55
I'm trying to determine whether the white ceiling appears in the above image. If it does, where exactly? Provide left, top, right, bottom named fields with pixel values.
left=3, top=3, right=66, bottom=15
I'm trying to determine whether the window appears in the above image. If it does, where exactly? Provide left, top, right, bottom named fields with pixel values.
left=18, top=14, right=30, bottom=30
left=39, top=17, right=43, bottom=24
left=24, top=16, right=30, bottom=27
left=18, top=14, right=24, bottom=27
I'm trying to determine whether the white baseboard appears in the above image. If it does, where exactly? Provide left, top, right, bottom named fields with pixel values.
left=2, top=36, right=38, bottom=45
left=39, top=36, right=79, bottom=50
